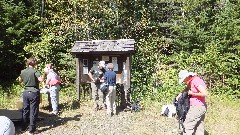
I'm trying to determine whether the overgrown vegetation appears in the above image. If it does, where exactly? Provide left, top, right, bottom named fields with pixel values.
left=1, top=1, right=239, bottom=134
left=1, top=0, right=239, bottom=102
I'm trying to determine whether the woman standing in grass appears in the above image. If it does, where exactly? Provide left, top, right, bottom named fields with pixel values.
left=177, top=70, right=208, bottom=135
left=43, top=64, right=61, bottom=115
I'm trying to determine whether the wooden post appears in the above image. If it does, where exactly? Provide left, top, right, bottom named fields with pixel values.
left=128, top=54, right=132, bottom=102
left=76, top=58, right=80, bottom=101
left=120, top=56, right=131, bottom=109
left=125, top=56, right=131, bottom=103
left=82, top=84, right=86, bottom=100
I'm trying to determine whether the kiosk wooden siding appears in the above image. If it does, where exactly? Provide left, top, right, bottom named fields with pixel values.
left=71, top=39, right=135, bottom=108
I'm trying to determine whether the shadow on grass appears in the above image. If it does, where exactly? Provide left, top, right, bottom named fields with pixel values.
left=36, top=113, right=82, bottom=133
left=58, top=100, right=81, bottom=113
left=36, top=100, right=81, bottom=133
left=205, top=130, right=209, bottom=135
left=1, top=100, right=81, bottom=134
left=13, top=112, right=82, bottom=134
left=40, top=99, right=81, bottom=113
left=179, top=129, right=209, bottom=135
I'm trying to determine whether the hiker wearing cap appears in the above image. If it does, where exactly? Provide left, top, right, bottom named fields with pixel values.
left=43, top=64, right=61, bottom=115
left=104, top=63, right=117, bottom=116
left=19, top=57, right=44, bottom=134
left=176, top=70, right=208, bottom=135
left=88, top=61, right=106, bottom=111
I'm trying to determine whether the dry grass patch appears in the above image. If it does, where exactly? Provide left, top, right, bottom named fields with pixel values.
left=205, top=95, right=240, bottom=135
left=1, top=91, right=240, bottom=135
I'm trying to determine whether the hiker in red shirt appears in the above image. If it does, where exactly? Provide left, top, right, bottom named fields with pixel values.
left=176, top=70, right=208, bottom=135
left=44, top=64, right=61, bottom=115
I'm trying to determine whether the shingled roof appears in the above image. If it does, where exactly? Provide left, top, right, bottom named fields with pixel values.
left=71, top=39, right=135, bottom=54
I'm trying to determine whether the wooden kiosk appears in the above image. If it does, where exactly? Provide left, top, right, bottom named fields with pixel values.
left=71, top=39, right=135, bottom=108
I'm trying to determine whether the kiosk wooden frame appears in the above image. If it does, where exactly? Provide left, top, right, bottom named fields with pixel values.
left=71, top=39, right=135, bottom=108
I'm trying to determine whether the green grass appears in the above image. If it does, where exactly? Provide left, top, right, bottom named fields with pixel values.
left=0, top=83, right=23, bottom=108
left=205, top=94, right=240, bottom=135
left=1, top=85, right=240, bottom=135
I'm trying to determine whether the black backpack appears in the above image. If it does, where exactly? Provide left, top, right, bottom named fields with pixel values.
left=131, top=99, right=141, bottom=112
left=173, top=91, right=190, bottom=133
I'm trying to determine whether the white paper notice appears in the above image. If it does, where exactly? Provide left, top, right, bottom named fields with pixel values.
left=83, top=67, right=88, bottom=74
left=112, top=57, right=117, bottom=63
left=113, top=63, right=118, bottom=71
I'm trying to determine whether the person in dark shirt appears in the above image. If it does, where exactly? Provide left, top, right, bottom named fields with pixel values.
left=88, top=61, right=106, bottom=111
left=19, top=57, right=44, bottom=135
left=104, top=63, right=116, bottom=116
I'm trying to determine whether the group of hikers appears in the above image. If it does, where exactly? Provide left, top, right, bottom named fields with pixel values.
left=0, top=56, right=207, bottom=135
left=88, top=61, right=117, bottom=116
left=19, top=57, right=61, bottom=135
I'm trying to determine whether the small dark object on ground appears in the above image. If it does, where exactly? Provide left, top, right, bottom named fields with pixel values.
left=131, top=99, right=141, bottom=112
left=162, top=107, right=169, bottom=116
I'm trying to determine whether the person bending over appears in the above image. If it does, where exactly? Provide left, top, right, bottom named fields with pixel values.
left=176, top=70, right=208, bottom=135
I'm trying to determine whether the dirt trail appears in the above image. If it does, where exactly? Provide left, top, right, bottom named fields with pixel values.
left=15, top=100, right=180, bottom=135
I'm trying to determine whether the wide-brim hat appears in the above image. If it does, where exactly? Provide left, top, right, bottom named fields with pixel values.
left=178, top=70, right=197, bottom=84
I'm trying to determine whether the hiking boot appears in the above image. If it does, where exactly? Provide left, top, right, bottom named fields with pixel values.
left=112, top=111, right=117, bottom=115
left=94, top=104, right=99, bottom=111
left=28, top=130, right=39, bottom=135
left=19, top=129, right=27, bottom=134
left=94, top=107, right=99, bottom=112
left=51, top=111, right=58, bottom=115
left=99, top=104, right=107, bottom=110
left=104, top=104, right=107, bottom=110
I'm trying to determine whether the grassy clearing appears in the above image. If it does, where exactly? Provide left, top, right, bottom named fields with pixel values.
left=0, top=88, right=240, bottom=135
left=205, top=94, right=240, bottom=135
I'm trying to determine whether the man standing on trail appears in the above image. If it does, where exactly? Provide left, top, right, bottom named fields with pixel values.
left=19, top=57, right=44, bottom=135
left=88, top=61, right=106, bottom=111
left=104, top=63, right=117, bottom=116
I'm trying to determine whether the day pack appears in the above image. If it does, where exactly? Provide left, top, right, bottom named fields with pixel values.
left=173, top=91, right=190, bottom=133
left=100, top=83, right=108, bottom=93
left=131, top=99, right=141, bottom=112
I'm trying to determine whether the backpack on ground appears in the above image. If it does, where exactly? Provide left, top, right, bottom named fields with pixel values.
left=131, top=99, right=141, bottom=112
left=173, top=91, right=190, bottom=133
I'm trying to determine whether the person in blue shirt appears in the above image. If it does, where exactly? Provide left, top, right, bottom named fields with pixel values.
left=104, top=63, right=116, bottom=116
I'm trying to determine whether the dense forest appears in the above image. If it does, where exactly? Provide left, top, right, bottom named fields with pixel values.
left=0, top=0, right=239, bottom=100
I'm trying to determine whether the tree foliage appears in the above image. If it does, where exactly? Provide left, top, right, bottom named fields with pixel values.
left=1, top=0, right=239, bottom=99
left=0, top=0, right=41, bottom=86
left=171, top=0, right=240, bottom=97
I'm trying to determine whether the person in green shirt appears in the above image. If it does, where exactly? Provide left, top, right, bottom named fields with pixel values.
left=19, top=57, right=44, bottom=135
left=88, top=61, right=106, bottom=111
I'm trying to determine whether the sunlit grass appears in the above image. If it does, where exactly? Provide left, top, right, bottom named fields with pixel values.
left=1, top=86, right=240, bottom=135
left=205, top=94, right=240, bottom=135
